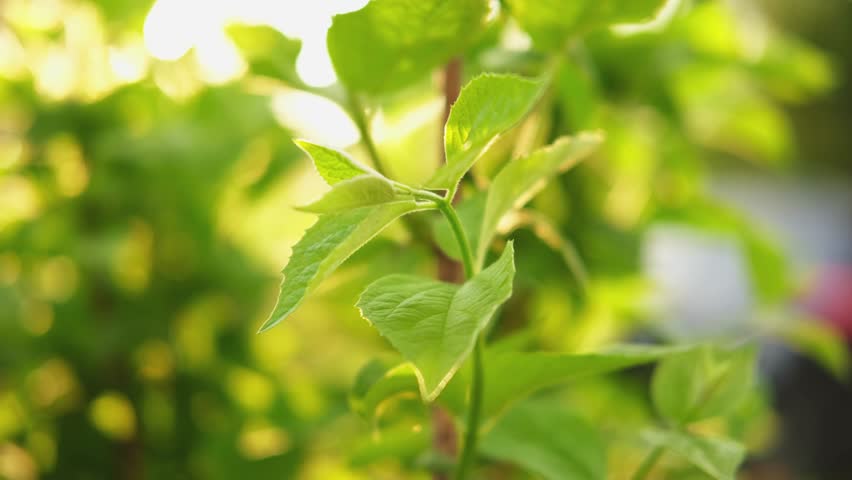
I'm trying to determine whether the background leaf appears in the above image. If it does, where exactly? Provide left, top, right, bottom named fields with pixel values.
left=642, top=428, right=746, bottom=480
left=480, top=344, right=685, bottom=420
left=477, top=133, right=603, bottom=265
left=506, top=0, right=669, bottom=49
left=652, top=345, right=757, bottom=426
left=480, top=400, right=606, bottom=480
left=226, top=25, right=302, bottom=86
left=327, top=0, right=489, bottom=94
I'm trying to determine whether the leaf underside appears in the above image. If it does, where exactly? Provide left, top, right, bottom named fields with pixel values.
left=260, top=201, right=426, bottom=332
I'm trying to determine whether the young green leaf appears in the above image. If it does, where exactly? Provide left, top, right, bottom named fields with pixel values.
left=295, top=140, right=375, bottom=186
left=652, top=345, right=757, bottom=426
left=260, top=201, right=428, bottom=333
left=641, top=429, right=746, bottom=480
left=480, top=400, right=606, bottom=480
left=297, top=176, right=398, bottom=214
left=427, top=74, right=547, bottom=194
left=480, top=344, right=686, bottom=420
left=327, top=0, right=489, bottom=94
left=477, top=133, right=603, bottom=265
left=357, top=242, right=516, bottom=401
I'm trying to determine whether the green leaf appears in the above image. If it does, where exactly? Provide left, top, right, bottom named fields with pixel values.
left=350, top=359, right=420, bottom=421
left=652, top=345, right=757, bottom=426
left=642, top=429, right=746, bottom=480
left=477, top=133, right=602, bottom=264
left=260, top=201, right=427, bottom=332
left=506, top=0, right=668, bottom=49
left=768, top=318, right=850, bottom=379
left=432, top=191, right=486, bottom=261
left=357, top=242, right=516, bottom=401
left=350, top=359, right=467, bottom=421
left=297, top=176, right=399, bottom=214
left=350, top=424, right=431, bottom=467
left=427, top=74, right=547, bottom=192
left=481, top=344, right=684, bottom=420
left=226, top=24, right=302, bottom=86
left=327, top=0, right=489, bottom=94
left=481, top=400, right=606, bottom=480
left=295, top=140, right=375, bottom=186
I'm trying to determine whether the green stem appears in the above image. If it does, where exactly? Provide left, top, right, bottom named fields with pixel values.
left=347, top=91, right=390, bottom=176
left=631, top=446, right=664, bottom=480
left=454, top=338, right=484, bottom=480
left=430, top=198, right=482, bottom=480
left=435, top=199, right=475, bottom=279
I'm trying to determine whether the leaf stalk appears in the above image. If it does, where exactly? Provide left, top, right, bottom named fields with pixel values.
left=631, top=445, right=665, bottom=480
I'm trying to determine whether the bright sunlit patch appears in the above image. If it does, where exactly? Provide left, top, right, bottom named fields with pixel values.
left=4, top=0, right=66, bottom=31
left=32, top=256, right=79, bottom=302
left=153, top=60, right=203, bottom=101
left=0, top=27, right=27, bottom=80
left=500, top=20, right=533, bottom=51
left=113, top=220, right=154, bottom=294
left=0, top=176, right=41, bottom=230
left=227, top=368, right=275, bottom=411
left=90, top=392, right=137, bottom=440
left=22, top=301, right=53, bottom=336
left=0, top=138, right=28, bottom=170
left=143, top=0, right=199, bottom=60
left=194, top=30, right=247, bottom=85
left=109, top=38, right=149, bottom=84
left=271, top=89, right=359, bottom=148
left=0, top=442, right=37, bottom=480
left=0, top=394, right=25, bottom=439
left=238, top=421, right=291, bottom=460
left=46, top=134, right=89, bottom=197
left=33, top=47, right=76, bottom=101
left=27, top=359, right=79, bottom=409
left=296, top=34, right=337, bottom=88
left=135, top=340, right=175, bottom=381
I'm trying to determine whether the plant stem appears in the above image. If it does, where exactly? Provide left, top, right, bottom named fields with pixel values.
left=430, top=197, right=483, bottom=480
left=631, top=446, right=664, bottom=480
left=347, top=91, right=390, bottom=176
left=435, top=199, right=475, bottom=279
left=454, top=337, right=484, bottom=480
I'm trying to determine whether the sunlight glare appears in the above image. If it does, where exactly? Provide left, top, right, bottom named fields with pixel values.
left=195, top=30, right=246, bottom=85
left=143, top=0, right=198, bottom=61
left=271, top=90, right=359, bottom=148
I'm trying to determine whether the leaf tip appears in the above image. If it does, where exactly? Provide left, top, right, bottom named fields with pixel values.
left=256, top=317, right=280, bottom=334
left=292, top=138, right=311, bottom=150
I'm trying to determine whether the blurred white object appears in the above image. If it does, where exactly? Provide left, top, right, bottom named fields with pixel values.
left=643, top=224, right=754, bottom=339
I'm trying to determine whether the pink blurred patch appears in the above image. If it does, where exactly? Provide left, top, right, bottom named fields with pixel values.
left=801, top=265, right=852, bottom=340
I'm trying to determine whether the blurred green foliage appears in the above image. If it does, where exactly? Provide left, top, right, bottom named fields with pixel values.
left=0, top=0, right=850, bottom=479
